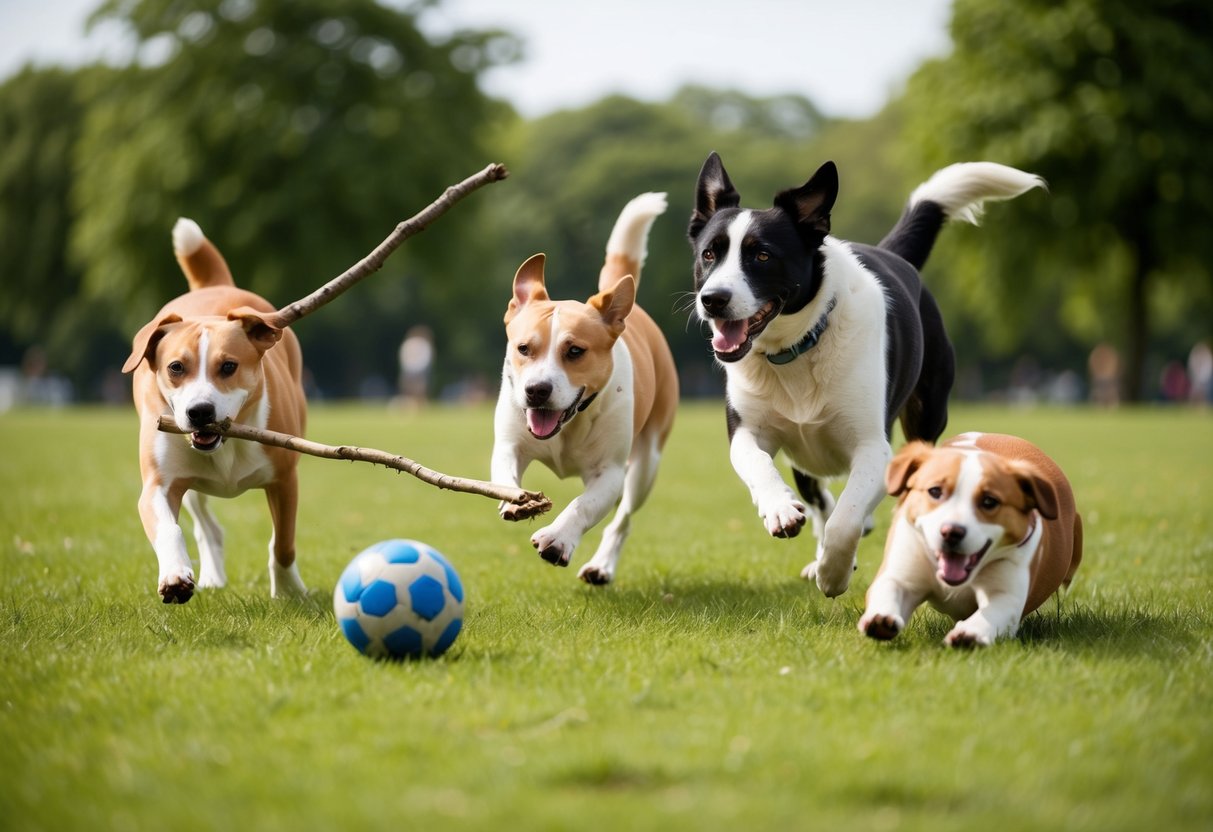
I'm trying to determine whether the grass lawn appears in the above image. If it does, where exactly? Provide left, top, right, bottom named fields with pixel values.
left=1, top=401, right=1210, bottom=830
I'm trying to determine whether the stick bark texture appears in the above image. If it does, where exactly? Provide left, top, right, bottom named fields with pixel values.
left=156, top=415, right=551, bottom=513
left=269, top=162, right=509, bottom=328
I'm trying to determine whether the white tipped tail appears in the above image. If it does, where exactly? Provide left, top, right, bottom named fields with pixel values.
left=601, top=192, right=668, bottom=290
left=909, top=163, right=1046, bottom=225
left=172, top=217, right=234, bottom=290
left=172, top=217, right=206, bottom=257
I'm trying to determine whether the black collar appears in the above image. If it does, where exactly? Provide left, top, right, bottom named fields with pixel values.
left=765, top=296, right=836, bottom=365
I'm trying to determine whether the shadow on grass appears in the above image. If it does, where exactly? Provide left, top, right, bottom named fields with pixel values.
left=1017, top=599, right=1210, bottom=655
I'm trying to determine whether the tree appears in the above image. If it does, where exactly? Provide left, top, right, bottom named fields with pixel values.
left=899, top=0, right=1213, bottom=400
left=69, top=0, right=519, bottom=396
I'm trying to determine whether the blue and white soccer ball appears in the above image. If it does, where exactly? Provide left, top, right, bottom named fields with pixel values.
left=333, top=539, right=464, bottom=659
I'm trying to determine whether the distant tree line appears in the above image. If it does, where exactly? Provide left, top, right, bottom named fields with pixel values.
left=1, top=0, right=1208, bottom=403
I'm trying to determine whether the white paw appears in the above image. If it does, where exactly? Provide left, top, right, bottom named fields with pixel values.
left=945, top=624, right=994, bottom=648
left=196, top=570, right=226, bottom=590
left=859, top=610, right=904, bottom=640
left=577, top=560, right=614, bottom=585
left=269, top=562, right=308, bottom=599
left=757, top=490, right=806, bottom=538
left=531, top=526, right=578, bottom=567
left=158, top=568, right=196, bottom=604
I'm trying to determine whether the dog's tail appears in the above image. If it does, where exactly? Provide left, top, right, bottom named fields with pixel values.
left=879, top=163, right=1045, bottom=271
left=173, top=218, right=235, bottom=291
left=599, top=192, right=668, bottom=292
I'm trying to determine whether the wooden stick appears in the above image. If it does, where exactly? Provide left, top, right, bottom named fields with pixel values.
left=156, top=415, right=551, bottom=514
left=269, top=162, right=509, bottom=328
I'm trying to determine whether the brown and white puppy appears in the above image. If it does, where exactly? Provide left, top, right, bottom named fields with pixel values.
left=124, top=219, right=308, bottom=604
left=859, top=432, right=1082, bottom=647
left=491, top=193, right=678, bottom=584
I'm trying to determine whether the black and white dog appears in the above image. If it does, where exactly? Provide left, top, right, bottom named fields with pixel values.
left=688, top=152, right=1043, bottom=597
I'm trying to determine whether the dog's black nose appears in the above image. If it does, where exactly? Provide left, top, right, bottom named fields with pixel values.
left=940, top=523, right=967, bottom=546
left=187, top=403, right=217, bottom=427
left=699, top=289, right=732, bottom=317
left=524, top=382, right=552, bottom=408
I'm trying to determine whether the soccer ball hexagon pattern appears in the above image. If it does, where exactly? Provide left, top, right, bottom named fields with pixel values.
left=333, top=539, right=464, bottom=659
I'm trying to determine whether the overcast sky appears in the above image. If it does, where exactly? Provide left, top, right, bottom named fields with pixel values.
left=0, top=0, right=954, bottom=119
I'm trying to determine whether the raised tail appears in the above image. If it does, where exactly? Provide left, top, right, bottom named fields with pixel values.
left=599, top=192, right=668, bottom=292
left=879, top=163, right=1045, bottom=271
left=173, top=218, right=235, bottom=290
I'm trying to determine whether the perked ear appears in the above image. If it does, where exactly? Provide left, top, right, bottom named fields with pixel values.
left=688, top=152, right=741, bottom=242
left=886, top=440, right=934, bottom=497
left=122, top=313, right=183, bottom=374
left=228, top=307, right=283, bottom=355
left=505, top=253, right=550, bottom=323
left=1008, top=460, right=1060, bottom=520
left=773, top=160, right=838, bottom=242
left=589, top=275, right=636, bottom=338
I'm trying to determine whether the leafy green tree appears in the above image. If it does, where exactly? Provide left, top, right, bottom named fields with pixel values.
left=70, top=0, right=518, bottom=396
left=900, top=0, right=1213, bottom=399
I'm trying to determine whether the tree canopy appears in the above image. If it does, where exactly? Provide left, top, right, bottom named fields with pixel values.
left=899, top=0, right=1213, bottom=399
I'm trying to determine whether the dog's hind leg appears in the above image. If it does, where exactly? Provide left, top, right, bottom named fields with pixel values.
left=578, top=433, right=662, bottom=585
left=183, top=490, right=226, bottom=589
left=792, top=469, right=836, bottom=542
left=900, top=290, right=955, bottom=443
left=265, top=472, right=308, bottom=599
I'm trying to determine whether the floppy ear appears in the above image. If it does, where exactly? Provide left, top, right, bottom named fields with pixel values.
left=505, top=253, right=549, bottom=323
left=227, top=307, right=283, bottom=355
left=1008, top=460, right=1061, bottom=520
left=773, top=160, right=838, bottom=245
left=589, top=275, right=636, bottom=338
left=688, top=152, right=741, bottom=242
left=123, top=313, right=183, bottom=373
left=886, top=440, right=934, bottom=497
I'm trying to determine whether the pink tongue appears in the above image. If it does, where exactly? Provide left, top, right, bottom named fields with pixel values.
left=527, top=408, right=562, bottom=438
left=712, top=319, right=749, bottom=352
left=937, top=552, right=970, bottom=585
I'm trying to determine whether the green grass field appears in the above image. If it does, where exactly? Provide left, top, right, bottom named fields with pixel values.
left=1, top=402, right=1210, bottom=830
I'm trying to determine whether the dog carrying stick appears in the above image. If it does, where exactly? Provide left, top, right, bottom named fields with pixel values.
left=157, top=415, right=551, bottom=513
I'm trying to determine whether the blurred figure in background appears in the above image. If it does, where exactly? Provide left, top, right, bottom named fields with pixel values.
left=396, top=325, right=434, bottom=409
left=1088, top=342, right=1120, bottom=408
left=1188, top=342, right=1212, bottom=407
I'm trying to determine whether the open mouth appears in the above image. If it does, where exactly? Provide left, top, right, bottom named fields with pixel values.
left=189, top=431, right=224, bottom=452
left=935, top=540, right=992, bottom=586
left=526, top=389, right=585, bottom=440
left=708, top=300, right=780, bottom=362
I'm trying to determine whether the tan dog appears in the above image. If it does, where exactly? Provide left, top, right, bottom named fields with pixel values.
left=491, top=193, right=678, bottom=584
left=124, top=219, right=308, bottom=604
left=859, top=432, right=1082, bottom=646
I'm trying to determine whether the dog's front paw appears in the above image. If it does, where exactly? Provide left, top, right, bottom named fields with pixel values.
left=802, top=553, right=854, bottom=598
left=158, top=570, right=196, bottom=604
left=531, top=527, right=576, bottom=567
left=757, top=492, right=806, bottom=538
left=577, top=562, right=614, bottom=585
left=859, top=611, right=904, bottom=640
left=944, top=624, right=993, bottom=649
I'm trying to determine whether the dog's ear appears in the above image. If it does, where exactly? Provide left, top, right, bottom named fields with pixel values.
left=589, top=275, right=636, bottom=338
left=1007, top=460, right=1061, bottom=520
left=123, top=313, right=183, bottom=373
left=228, top=307, right=283, bottom=355
left=506, top=253, right=549, bottom=323
left=774, top=160, right=838, bottom=244
left=886, top=440, right=934, bottom=497
left=689, top=152, right=740, bottom=242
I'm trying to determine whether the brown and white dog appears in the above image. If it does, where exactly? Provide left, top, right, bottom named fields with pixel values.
left=859, top=432, right=1083, bottom=647
left=491, top=193, right=678, bottom=584
left=123, top=219, right=308, bottom=604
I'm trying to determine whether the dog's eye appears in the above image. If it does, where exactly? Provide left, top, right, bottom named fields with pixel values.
left=219, top=361, right=238, bottom=377
left=702, top=250, right=715, bottom=263
left=517, top=343, right=530, bottom=356
left=927, top=486, right=944, bottom=500
left=756, top=251, right=769, bottom=262
left=167, top=361, right=185, bottom=376
left=979, top=494, right=1001, bottom=512
left=566, top=345, right=585, bottom=360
